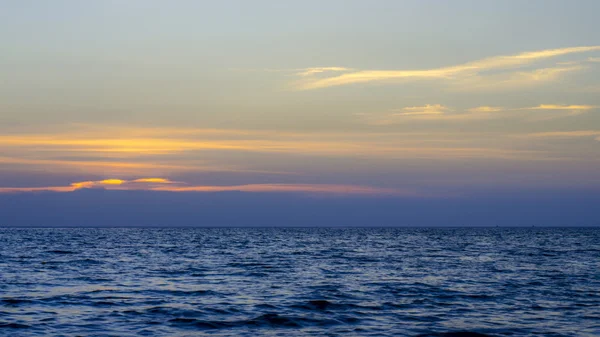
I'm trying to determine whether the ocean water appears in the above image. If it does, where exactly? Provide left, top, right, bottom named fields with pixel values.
left=0, top=228, right=598, bottom=337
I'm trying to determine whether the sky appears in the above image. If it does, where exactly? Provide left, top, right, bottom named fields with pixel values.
left=1, top=1, right=599, bottom=226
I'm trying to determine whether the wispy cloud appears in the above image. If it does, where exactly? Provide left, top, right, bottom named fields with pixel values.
left=0, top=124, right=552, bottom=179
left=525, top=104, right=597, bottom=111
left=467, top=106, right=504, bottom=113
left=393, top=104, right=449, bottom=116
left=522, top=104, right=598, bottom=120
left=0, top=156, right=194, bottom=173
left=295, top=67, right=353, bottom=77
left=451, top=65, right=584, bottom=92
left=0, top=178, right=407, bottom=196
left=150, top=183, right=405, bottom=196
left=363, top=105, right=461, bottom=125
left=521, top=130, right=600, bottom=141
left=291, top=46, right=600, bottom=90
left=132, top=178, right=176, bottom=184
left=0, top=177, right=177, bottom=193
left=362, top=103, right=597, bottom=125
left=231, top=66, right=352, bottom=77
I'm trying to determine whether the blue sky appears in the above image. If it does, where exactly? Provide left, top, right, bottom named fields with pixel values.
left=1, top=1, right=599, bottom=226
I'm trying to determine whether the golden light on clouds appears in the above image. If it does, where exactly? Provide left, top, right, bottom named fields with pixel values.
left=133, top=178, right=176, bottom=184
left=291, top=46, right=600, bottom=90
left=467, top=106, right=504, bottom=113
left=394, top=104, right=449, bottom=117
left=0, top=156, right=196, bottom=176
left=295, top=67, right=353, bottom=77
left=0, top=124, right=560, bottom=178
left=527, top=104, right=597, bottom=110
left=1, top=0, right=599, bottom=212
left=1, top=46, right=599, bottom=186
left=0, top=178, right=407, bottom=196
left=149, top=183, right=405, bottom=196
left=0, top=177, right=177, bottom=193
left=361, top=103, right=598, bottom=125
left=99, top=179, right=125, bottom=185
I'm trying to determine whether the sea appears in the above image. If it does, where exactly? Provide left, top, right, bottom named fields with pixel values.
left=0, top=227, right=598, bottom=336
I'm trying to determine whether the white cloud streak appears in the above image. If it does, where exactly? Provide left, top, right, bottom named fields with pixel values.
left=362, top=103, right=597, bottom=125
left=291, top=46, right=600, bottom=90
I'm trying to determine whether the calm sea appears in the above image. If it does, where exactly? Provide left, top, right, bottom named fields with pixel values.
left=1, top=228, right=598, bottom=336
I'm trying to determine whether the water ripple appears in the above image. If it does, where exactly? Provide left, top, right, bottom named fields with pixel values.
left=0, top=227, right=599, bottom=336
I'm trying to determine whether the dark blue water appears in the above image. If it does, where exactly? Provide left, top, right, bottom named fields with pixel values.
left=0, top=228, right=598, bottom=336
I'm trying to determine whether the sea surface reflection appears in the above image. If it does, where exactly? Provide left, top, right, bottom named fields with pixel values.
left=1, top=227, right=599, bottom=336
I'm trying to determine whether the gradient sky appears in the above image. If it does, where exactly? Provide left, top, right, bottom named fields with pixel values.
left=1, top=1, right=599, bottom=226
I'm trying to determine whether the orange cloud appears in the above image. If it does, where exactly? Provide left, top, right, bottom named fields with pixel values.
left=100, top=179, right=125, bottom=185
left=0, top=178, right=180, bottom=193
left=132, top=178, right=176, bottom=184
left=0, top=179, right=405, bottom=196
left=71, top=181, right=95, bottom=189
left=0, top=186, right=79, bottom=193
left=0, top=156, right=282, bottom=177
left=0, top=125, right=547, bottom=165
left=150, top=183, right=405, bottom=196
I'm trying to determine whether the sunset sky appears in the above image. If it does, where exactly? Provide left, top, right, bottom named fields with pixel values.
left=1, top=1, right=599, bottom=226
